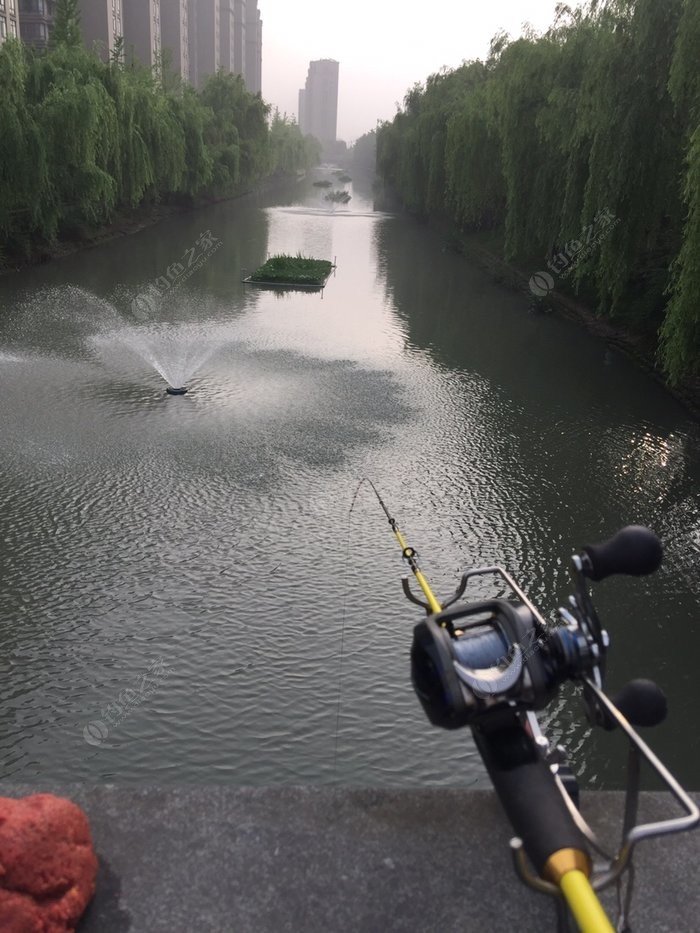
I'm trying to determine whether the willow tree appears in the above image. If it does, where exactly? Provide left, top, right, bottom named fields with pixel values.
left=35, top=70, right=118, bottom=230
left=170, top=86, right=213, bottom=196
left=269, top=111, right=317, bottom=174
left=0, top=40, right=47, bottom=250
left=576, top=0, right=685, bottom=319
left=199, top=72, right=271, bottom=194
left=484, top=35, right=570, bottom=259
left=537, top=6, right=602, bottom=246
left=661, top=0, right=700, bottom=380
left=444, top=64, right=505, bottom=230
left=50, top=0, right=81, bottom=48
left=351, top=129, right=376, bottom=175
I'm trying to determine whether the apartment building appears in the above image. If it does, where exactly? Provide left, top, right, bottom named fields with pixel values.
left=123, top=0, right=161, bottom=68
left=160, top=0, right=189, bottom=79
left=189, top=0, right=218, bottom=87
left=299, top=59, right=338, bottom=144
left=7, top=0, right=260, bottom=93
left=0, top=0, right=20, bottom=44
left=17, top=0, right=52, bottom=49
left=78, top=0, right=123, bottom=60
left=244, top=0, right=260, bottom=94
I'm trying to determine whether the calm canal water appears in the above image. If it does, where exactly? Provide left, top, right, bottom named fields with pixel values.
left=0, top=174, right=698, bottom=789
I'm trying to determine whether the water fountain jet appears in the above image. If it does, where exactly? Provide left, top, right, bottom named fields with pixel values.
left=166, top=386, right=188, bottom=396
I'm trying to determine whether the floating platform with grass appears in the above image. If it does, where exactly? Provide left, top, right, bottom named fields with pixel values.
left=312, top=179, right=333, bottom=188
left=243, top=254, right=336, bottom=291
left=324, top=190, right=351, bottom=204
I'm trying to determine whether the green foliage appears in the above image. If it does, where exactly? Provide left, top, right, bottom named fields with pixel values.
left=250, top=254, right=333, bottom=286
left=0, top=41, right=47, bottom=249
left=51, top=0, right=82, bottom=49
left=352, top=130, right=377, bottom=174
left=199, top=72, right=271, bottom=192
left=661, top=126, right=700, bottom=381
left=269, top=111, right=321, bottom=174
left=0, top=41, right=314, bottom=266
left=661, top=0, right=700, bottom=381
left=377, top=0, right=700, bottom=381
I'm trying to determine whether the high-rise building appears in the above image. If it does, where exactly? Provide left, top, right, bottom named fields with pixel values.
left=17, top=0, right=53, bottom=50
left=220, top=0, right=245, bottom=77
left=244, top=0, right=261, bottom=94
left=232, top=0, right=245, bottom=76
left=299, top=59, right=338, bottom=145
left=219, top=0, right=232, bottom=73
left=160, top=0, right=189, bottom=80
left=189, top=0, right=218, bottom=88
left=123, top=0, right=161, bottom=68
left=78, top=0, right=123, bottom=60
left=0, top=0, right=20, bottom=45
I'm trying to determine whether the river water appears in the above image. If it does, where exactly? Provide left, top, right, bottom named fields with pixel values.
left=0, top=174, right=698, bottom=789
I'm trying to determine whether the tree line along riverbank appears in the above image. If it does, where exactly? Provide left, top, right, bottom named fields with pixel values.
left=0, top=6, right=320, bottom=274
left=377, top=0, right=700, bottom=390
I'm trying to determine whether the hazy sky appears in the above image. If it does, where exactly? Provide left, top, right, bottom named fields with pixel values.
left=262, top=0, right=584, bottom=142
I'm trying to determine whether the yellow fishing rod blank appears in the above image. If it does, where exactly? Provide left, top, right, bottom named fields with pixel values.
left=560, top=870, right=615, bottom=933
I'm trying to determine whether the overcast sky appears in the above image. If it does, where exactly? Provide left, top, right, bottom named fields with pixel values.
left=261, top=0, right=585, bottom=142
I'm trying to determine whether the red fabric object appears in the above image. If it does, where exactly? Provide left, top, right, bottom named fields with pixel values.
left=0, top=794, right=98, bottom=933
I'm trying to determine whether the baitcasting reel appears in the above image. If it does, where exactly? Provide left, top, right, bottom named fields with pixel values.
left=359, top=471, right=699, bottom=931
left=410, top=525, right=663, bottom=730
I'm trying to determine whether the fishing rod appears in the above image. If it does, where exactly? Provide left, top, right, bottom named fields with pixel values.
left=358, top=479, right=698, bottom=933
left=359, top=478, right=442, bottom=614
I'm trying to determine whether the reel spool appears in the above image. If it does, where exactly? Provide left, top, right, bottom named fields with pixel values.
left=411, top=599, right=596, bottom=729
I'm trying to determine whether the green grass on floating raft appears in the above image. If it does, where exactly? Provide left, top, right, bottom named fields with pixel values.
left=312, top=179, right=333, bottom=187
left=324, top=190, right=351, bottom=204
left=250, top=254, right=334, bottom=286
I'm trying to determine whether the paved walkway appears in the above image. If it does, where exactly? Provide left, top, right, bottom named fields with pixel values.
left=4, top=787, right=698, bottom=932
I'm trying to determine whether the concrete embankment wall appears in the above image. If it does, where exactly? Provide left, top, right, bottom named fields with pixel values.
left=5, top=786, right=698, bottom=932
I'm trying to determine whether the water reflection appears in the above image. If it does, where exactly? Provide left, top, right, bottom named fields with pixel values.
left=374, top=213, right=700, bottom=788
left=0, top=177, right=698, bottom=791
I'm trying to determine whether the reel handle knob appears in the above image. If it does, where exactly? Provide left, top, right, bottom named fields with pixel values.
left=612, top=679, right=668, bottom=728
left=581, top=526, right=662, bottom=581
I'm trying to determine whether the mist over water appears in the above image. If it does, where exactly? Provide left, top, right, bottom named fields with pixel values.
left=0, top=174, right=698, bottom=790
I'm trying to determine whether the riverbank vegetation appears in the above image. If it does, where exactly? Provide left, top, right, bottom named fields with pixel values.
left=249, top=255, right=333, bottom=286
left=0, top=2, right=320, bottom=270
left=377, top=0, right=700, bottom=384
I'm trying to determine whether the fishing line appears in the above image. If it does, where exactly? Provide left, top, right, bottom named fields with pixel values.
left=333, top=477, right=445, bottom=774
left=333, top=477, right=375, bottom=776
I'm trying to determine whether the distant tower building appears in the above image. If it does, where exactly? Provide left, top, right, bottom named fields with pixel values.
left=299, top=59, right=338, bottom=145
left=244, top=0, right=261, bottom=94
left=160, top=0, right=189, bottom=80
left=123, top=0, right=162, bottom=68
left=189, top=0, right=219, bottom=87
left=78, top=0, right=124, bottom=60
left=18, top=0, right=53, bottom=49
